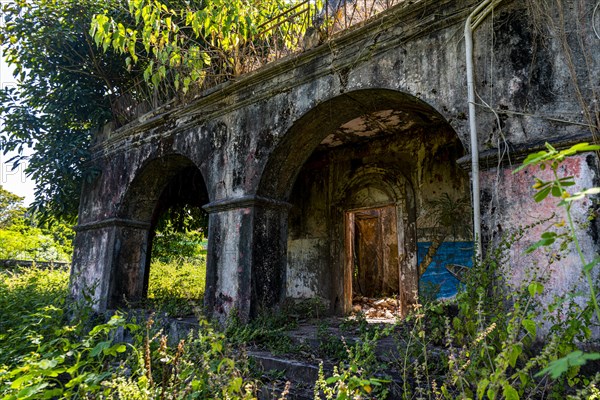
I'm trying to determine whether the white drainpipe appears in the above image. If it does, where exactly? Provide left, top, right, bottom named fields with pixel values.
left=465, top=0, right=502, bottom=261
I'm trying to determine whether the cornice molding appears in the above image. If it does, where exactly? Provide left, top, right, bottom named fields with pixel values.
left=457, top=132, right=597, bottom=171
left=91, top=0, right=476, bottom=160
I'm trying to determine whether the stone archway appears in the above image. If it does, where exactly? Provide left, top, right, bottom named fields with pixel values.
left=257, top=88, right=469, bottom=316
left=109, top=154, right=210, bottom=309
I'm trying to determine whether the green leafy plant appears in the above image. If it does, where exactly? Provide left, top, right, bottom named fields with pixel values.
left=0, top=266, right=258, bottom=399
left=313, top=318, right=394, bottom=399
left=91, top=0, right=324, bottom=94
left=101, top=316, right=258, bottom=399
left=314, top=361, right=389, bottom=400
left=0, top=266, right=135, bottom=399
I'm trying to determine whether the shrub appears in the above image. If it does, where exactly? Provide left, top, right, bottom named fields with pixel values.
left=0, top=225, right=72, bottom=262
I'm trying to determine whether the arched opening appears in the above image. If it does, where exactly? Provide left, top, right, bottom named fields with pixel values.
left=109, top=155, right=210, bottom=315
left=260, top=89, right=472, bottom=317
left=337, top=167, right=416, bottom=316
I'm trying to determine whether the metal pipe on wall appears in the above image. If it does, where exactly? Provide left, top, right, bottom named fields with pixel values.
left=464, top=0, right=502, bottom=261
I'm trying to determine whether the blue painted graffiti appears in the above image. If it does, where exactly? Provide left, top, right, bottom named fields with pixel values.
left=417, top=241, right=474, bottom=299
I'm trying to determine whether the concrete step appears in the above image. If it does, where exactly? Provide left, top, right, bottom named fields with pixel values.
left=284, top=320, right=401, bottom=363
left=250, top=350, right=404, bottom=399
left=250, top=350, right=326, bottom=384
left=251, top=351, right=320, bottom=399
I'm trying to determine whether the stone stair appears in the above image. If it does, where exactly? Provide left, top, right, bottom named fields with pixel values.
left=156, top=315, right=407, bottom=398
left=251, top=351, right=323, bottom=399
left=249, top=319, right=405, bottom=399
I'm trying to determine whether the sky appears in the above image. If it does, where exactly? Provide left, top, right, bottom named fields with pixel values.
left=1, top=1, right=36, bottom=206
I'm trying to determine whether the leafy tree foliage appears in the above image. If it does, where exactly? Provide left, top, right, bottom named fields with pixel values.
left=0, top=185, right=25, bottom=228
left=0, top=0, right=318, bottom=222
left=0, top=186, right=73, bottom=261
left=0, top=0, right=140, bottom=222
left=92, top=0, right=321, bottom=94
left=152, top=204, right=208, bottom=263
left=0, top=224, right=72, bottom=261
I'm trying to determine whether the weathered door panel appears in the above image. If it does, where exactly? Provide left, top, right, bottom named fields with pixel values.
left=354, top=210, right=382, bottom=296
left=346, top=205, right=405, bottom=300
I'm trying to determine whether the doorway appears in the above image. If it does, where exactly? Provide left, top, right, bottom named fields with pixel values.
left=346, top=204, right=406, bottom=316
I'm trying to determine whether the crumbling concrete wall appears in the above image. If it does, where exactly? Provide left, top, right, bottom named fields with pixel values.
left=70, top=0, right=600, bottom=322
left=479, top=153, right=600, bottom=327
left=469, top=0, right=600, bottom=314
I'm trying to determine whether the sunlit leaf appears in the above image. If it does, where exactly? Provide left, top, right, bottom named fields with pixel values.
left=536, top=351, right=600, bottom=378
left=477, top=378, right=489, bottom=400
left=534, top=186, right=552, bottom=202
left=525, top=232, right=557, bottom=253
left=90, top=340, right=111, bottom=357
left=503, top=383, right=519, bottom=400
left=522, top=319, right=536, bottom=338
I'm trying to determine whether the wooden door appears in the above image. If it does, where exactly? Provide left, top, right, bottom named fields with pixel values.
left=347, top=205, right=401, bottom=298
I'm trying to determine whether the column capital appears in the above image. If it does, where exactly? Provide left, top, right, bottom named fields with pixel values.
left=203, top=195, right=291, bottom=213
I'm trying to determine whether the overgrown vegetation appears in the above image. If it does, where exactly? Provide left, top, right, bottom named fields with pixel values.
left=1, top=0, right=600, bottom=398
left=2, top=215, right=600, bottom=399
left=0, top=186, right=73, bottom=262
left=394, top=229, right=599, bottom=399
left=91, top=0, right=322, bottom=95
left=2, top=142, right=600, bottom=398
left=152, top=204, right=208, bottom=264
left=147, top=260, right=206, bottom=317
left=146, top=203, right=208, bottom=317
left=0, top=0, right=321, bottom=221
left=0, top=267, right=257, bottom=399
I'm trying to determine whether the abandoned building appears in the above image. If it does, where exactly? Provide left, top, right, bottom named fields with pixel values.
left=70, top=0, right=600, bottom=322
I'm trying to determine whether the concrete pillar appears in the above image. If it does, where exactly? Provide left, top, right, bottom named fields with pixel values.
left=204, top=196, right=290, bottom=323
left=70, top=218, right=151, bottom=312
left=111, top=222, right=152, bottom=307
left=251, top=201, right=290, bottom=316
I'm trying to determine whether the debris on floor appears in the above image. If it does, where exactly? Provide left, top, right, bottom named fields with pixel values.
left=352, top=295, right=402, bottom=319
